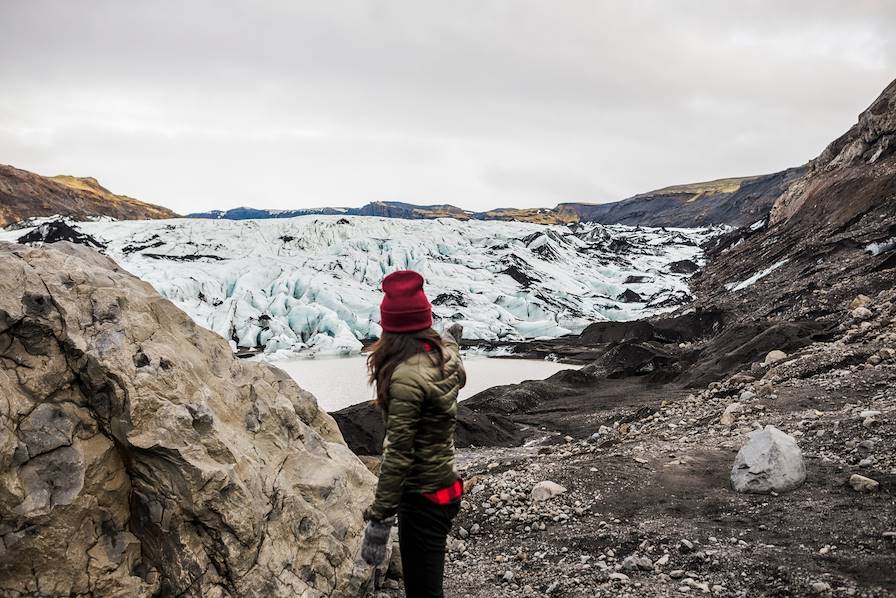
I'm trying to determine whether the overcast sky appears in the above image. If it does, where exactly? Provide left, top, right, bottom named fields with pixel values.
left=1, top=1, right=894, bottom=214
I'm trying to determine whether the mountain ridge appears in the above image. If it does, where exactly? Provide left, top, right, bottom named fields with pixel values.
left=187, top=169, right=805, bottom=227
left=0, top=164, right=179, bottom=227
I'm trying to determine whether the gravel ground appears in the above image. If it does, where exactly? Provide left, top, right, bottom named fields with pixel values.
left=373, top=292, right=896, bottom=597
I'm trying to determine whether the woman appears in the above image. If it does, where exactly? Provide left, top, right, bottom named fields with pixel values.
left=361, top=270, right=466, bottom=598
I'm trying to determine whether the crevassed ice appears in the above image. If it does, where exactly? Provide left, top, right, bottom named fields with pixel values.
left=2, top=216, right=717, bottom=356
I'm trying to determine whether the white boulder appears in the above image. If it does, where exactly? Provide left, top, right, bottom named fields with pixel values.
left=531, top=481, right=567, bottom=501
left=763, top=350, right=788, bottom=365
left=731, top=425, right=806, bottom=493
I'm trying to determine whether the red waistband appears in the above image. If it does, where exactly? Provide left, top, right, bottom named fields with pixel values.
left=420, top=478, right=464, bottom=505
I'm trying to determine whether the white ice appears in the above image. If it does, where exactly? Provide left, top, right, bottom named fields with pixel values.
left=1, top=215, right=717, bottom=356
left=725, top=259, right=790, bottom=292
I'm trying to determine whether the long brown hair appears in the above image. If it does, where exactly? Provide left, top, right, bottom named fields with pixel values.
left=367, top=328, right=446, bottom=408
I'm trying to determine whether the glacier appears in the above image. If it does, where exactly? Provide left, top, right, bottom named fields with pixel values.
left=2, top=216, right=717, bottom=356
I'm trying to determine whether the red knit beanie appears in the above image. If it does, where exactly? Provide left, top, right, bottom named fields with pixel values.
left=380, top=270, right=433, bottom=333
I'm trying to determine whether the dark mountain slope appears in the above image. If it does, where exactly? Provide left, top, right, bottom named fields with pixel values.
left=0, top=164, right=178, bottom=227
left=562, top=167, right=806, bottom=228
left=692, top=77, right=896, bottom=321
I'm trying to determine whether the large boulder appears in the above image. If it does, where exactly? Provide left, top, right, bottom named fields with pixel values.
left=731, top=425, right=806, bottom=493
left=0, top=242, right=379, bottom=596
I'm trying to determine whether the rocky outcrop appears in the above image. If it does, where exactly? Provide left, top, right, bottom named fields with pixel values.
left=0, top=242, right=378, bottom=596
left=0, top=164, right=178, bottom=228
left=770, top=79, right=896, bottom=225
left=692, top=77, right=896, bottom=322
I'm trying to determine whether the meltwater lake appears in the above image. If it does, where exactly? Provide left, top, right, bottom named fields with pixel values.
left=267, top=354, right=577, bottom=412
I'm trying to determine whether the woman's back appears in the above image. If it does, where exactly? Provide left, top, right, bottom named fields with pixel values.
left=384, top=338, right=465, bottom=495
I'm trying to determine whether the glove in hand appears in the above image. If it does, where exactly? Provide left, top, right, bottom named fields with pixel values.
left=444, top=323, right=464, bottom=343
left=361, top=516, right=395, bottom=566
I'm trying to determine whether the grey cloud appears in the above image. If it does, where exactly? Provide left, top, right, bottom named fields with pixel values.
left=0, top=0, right=894, bottom=213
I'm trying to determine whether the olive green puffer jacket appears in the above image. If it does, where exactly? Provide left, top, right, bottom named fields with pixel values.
left=366, top=335, right=466, bottom=521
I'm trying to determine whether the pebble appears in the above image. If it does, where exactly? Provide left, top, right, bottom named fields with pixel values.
left=851, top=307, right=873, bottom=321
left=811, top=581, right=832, bottom=593
left=849, top=474, right=880, bottom=492
left=621, top=555, right=653, bottom=571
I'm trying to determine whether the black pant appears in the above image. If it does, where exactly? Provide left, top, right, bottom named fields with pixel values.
left=397, top=494, right=460, bottom=598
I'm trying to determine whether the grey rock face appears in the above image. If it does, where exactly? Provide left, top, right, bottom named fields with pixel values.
left=731, top=425, right=806, bottom=493
left=0, top=242, right=378, bottom=597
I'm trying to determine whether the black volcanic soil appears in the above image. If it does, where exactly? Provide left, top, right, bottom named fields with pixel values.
left=362, top=295, right=896, bottom=597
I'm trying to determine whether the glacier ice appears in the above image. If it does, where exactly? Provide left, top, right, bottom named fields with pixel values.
left=1, top=216, right=718, bottom=356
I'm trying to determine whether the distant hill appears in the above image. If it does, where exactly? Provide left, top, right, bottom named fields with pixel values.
left=0, top=164, right=178, bottom=227
left=188, top=170, right=807, bottom=228
left=561, top=168, right=807, bottom=227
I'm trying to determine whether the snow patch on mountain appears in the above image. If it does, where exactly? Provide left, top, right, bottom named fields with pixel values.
left=725, top=259, right=790, bottom=292
left=2, top=216, right=717, bottom=356
left=866, top=237, right=896, bottom=256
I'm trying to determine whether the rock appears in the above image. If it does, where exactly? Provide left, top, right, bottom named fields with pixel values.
left=531, top=481, right=567, bottom=501
left=608, top=572, right=630, bottom=582
left=720, top=402, right=744, bottom=425
left=668, top=259, right=700, bottom=274
left=755, top=379, right=774, bottom=397
left=849, top=474, right=880, bottom=492
left=502, top=570, right=514, bottom=582
left=622, top=555, right=654, bottom=571
left=0, top=242, right=378, bottom=596
left=851, top=307, right=873, bottom=321
left=763, top=350, right=788, bottom=365
left=848, top=295, right=872, bottom=310
left=669, top=569, right=686, bottom=579
left=731, top=425, right=806, bottom=493
left=678, top=539, right=694, bottom=553
left=811, top=581, right=832, bottom=594
left=859, top=410, right=882, bottom=419
left=17, top=220, right=106, bottom=249
left=617, top=289, right=644, bottom=303
left=387, top=532, right=404, bottom=580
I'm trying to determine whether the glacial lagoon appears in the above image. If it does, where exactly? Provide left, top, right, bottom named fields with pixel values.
left=268, top=354, right=577, bottom=412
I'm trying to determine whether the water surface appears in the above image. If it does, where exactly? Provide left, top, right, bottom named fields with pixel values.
left=268, top=354, right=577, bottom=412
